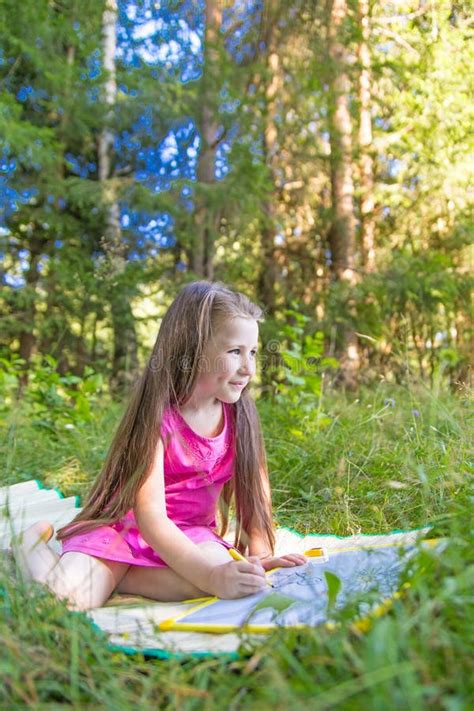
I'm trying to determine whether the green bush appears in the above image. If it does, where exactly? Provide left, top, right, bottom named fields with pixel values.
left=0, top=354, right=104, bottom=433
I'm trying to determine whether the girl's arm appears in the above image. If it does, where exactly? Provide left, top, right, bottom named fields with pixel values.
left=134, top=438, right=266, bottom=598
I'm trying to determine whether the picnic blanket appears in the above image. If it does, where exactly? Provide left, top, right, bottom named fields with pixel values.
left=1, top=479, right=430, bottom=658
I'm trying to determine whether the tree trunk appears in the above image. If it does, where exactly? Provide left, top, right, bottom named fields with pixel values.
left=326, top=0, right=360, bottom=386
left=193, top=0, right=222, bottom=279
left=358, top=0, right=375, bottom=272
left=257, top=35, right=281, bottom=318
left=18, top=232, right=43, bottom=385
left=98, top=0, right=122, bottom=260
left=327, top=0, right=356, bottom=281
left=98, top=0, right=137, bottom=391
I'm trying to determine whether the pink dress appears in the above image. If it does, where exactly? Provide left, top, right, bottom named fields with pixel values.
left=61, top=402, right=235, bottom=567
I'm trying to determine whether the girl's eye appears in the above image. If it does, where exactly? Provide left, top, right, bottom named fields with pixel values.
left=228, top=349, right=257, bottom=356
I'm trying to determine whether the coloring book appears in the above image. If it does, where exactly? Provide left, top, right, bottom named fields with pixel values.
left=159, top=543, right=419, bottom=633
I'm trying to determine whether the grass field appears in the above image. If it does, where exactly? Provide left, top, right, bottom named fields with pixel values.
left=1, top=380, right=472, bottom=709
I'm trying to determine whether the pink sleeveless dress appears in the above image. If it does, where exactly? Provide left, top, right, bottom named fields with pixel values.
left=61, top=402, right=235, bottom=567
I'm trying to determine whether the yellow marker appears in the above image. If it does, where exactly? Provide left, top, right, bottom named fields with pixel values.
left=304, top=547, right=329, bottom=561
left=229, top=548, right=274, bottom=588
left=228, top=547, right=248, bottom=563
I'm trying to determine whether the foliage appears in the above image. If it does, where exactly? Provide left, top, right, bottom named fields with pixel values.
left=0, top=354, right=104, bottom=432
left=325, top=248, right=472, bottom=382
left=0, top=0, right=471, bottom=388
left=0, top=355, right=23, bottom=415
left=265, top=308, right=338, bottom=433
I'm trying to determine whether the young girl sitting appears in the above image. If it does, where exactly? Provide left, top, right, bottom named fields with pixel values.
left=16, top=281, right=306, bottom=610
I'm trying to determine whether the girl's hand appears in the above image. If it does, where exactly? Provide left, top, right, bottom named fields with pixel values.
left=207, top=559, right=267, bottom=599
left=255, top=553, right=307, bottom=571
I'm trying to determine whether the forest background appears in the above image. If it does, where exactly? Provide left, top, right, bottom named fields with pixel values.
left=1, top=0, right=472, bottom=392
left=0, top=1, right=473, bottom=709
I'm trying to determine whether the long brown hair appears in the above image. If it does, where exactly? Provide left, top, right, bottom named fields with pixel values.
left=57, top=281, right=275, bottom=554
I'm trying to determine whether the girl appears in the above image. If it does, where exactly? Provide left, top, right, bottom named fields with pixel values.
left=16, top=281, right=305, bottom=610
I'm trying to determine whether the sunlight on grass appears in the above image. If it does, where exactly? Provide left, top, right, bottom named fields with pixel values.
left=1, top=381, right=472, bottom=708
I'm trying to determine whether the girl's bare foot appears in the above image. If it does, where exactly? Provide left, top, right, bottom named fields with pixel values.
left=13, top=521, right=58, bottom=583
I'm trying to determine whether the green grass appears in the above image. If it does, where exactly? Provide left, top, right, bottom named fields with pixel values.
left=1, top=381, right=473, bottom=709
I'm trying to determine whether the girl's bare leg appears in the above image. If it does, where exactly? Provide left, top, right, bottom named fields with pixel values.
left=13, top=521, right=129, bottom=610
left=45, top=552, right=129, bottom=610
left=13, top=521, right=58, bottom=583
left=16, top=528, right=233, bottom=605
left=117, top=540, right=231, bottom=601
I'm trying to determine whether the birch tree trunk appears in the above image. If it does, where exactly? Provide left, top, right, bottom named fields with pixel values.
left=98, top=0, right=122, bottom=257
left=326, top=0, right=360, bottom=386
left=358, top=0, right=375, bottom=272
left=98, top=0, right=137, bottom=391
left=193, top=0, right=222, bottom=279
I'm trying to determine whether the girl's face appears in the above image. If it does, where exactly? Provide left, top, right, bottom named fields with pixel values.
left=193, top=317, right=259, bottom=407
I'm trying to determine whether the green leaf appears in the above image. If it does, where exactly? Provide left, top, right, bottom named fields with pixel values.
left=251, top=592, right=296, bottom=615
left=324, top=571, right=341, bottom=612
